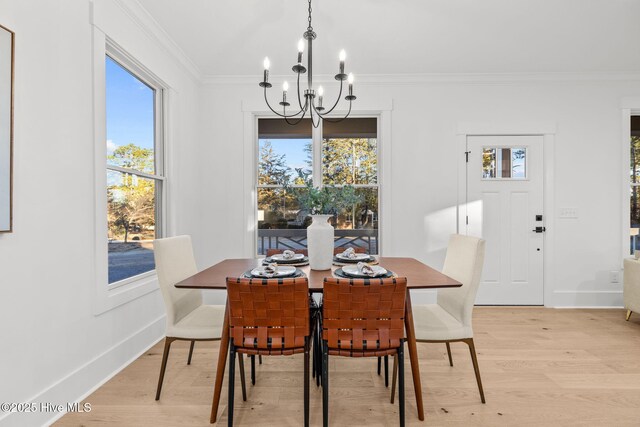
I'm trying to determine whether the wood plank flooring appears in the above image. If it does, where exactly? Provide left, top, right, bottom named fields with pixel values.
left=56, top=308, right=640, bottom=426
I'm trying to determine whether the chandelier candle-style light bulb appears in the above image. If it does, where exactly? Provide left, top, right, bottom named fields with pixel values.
left=258, top=0, right=356, bottom=126
left=280, top=81, right=290, bottom=106
left=263, top=57, right=270, bottom=84
left=297, top=39, right=304, bottom=64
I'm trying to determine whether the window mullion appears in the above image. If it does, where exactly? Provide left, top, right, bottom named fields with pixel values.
left=313, top=119, right=323, bottom=186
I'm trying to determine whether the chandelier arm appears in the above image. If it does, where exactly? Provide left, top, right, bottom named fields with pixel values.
left=309, top=100, right=321, bottom=128
left=264, top=87, right=306, bottom=118
left=315, top=99, right=352, bottom=123
left=284, top=99, right=309, bottom=126
left=317, top=78, right=344, bottom=116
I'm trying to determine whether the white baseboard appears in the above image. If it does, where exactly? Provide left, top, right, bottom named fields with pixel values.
left=551, top=290, right=624, bottom=308
left=0, top=315, right=165, bottom=427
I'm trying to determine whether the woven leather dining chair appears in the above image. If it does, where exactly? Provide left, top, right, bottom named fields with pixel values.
left=226, top=277, right=311, bottom=427
left=391, top=234, right=486, bottom=404
left=322, top=277, right=408, bottom=427
left=153, top=236, right=247, bottom=401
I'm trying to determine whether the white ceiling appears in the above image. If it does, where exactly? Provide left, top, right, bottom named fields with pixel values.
left=136, top=0, right=640, bottom=77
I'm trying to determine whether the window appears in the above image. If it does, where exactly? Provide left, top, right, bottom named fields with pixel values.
left=106, top=54, right=164, bottom=285
left=257, top=117, right=379, bottom=255
left=630, top=116, right=640, bottom=254
left=482, top=147, right=527, bottom=179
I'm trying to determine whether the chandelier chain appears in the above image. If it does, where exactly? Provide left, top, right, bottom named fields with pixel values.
left=307, top=0, right=313, bottom=31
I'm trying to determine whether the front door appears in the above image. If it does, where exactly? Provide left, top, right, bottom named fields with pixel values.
left=463, top=135, right=544, bottom=305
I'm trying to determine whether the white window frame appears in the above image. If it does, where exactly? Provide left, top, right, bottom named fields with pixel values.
left=622, top=103, right=640, bottom=262
left=92, top=30, right=169, bottom=314
left=254, top=115, right=382, bottom=256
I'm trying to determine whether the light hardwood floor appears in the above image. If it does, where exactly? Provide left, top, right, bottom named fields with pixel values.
left=56, top=308, right=640, bottom=426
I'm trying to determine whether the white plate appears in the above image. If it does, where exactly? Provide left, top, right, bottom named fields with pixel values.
left=341, top=265, right=388, bottom=278
left=336, top=253, right=371, bottom=261
left=250, top=266, right=297, bottom=278
left=269, top=253, right=305, bottom=261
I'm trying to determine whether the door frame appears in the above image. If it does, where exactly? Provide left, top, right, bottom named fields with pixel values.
left=456, top=122, right=556, bottom=307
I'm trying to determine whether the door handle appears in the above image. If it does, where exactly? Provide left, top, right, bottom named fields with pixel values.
left=532, top=226, right=546, bottom=233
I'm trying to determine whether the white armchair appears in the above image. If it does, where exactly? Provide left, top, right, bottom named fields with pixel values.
left=153, top=235, right=247, bottom=400
left=393, top=234, right=486, bottom=403
left=623, top=258, right=640, bottom=321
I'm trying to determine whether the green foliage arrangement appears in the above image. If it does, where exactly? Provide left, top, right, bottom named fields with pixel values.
left=295, top=181, right=363, bottom=215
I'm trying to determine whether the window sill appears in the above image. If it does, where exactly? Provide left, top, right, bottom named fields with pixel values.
left=93, top=271, right=159, bottom=316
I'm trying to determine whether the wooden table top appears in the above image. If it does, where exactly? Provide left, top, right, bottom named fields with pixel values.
left=175, top=257, right=462, bottom=291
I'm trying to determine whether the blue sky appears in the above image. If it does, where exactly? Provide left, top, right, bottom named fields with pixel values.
left=260, top=138, right=312, bottom=176
left=105, top=56, right=154, bottom=155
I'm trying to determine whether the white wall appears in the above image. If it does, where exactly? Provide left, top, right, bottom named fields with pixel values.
left=198, top=76, right=640, bottom=307
left=0, top=1, right=202, bottom=425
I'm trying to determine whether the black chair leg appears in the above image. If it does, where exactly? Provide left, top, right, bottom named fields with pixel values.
left=322, top=341, right=329, bottom=427
left=187, top=340, right=195, bottom=365
left=238, top=353, right=247, bottom=402
left=316, top=313, right=322, bottom=387
left=398, top=342, right=405, bottom=427
left=377, top=356, right=381, bottom=375
left=446, top=342, right=453, bottom=366
left=390, top=354, right=397, bottom=404
left=251, top=355, right=256, bottom=385
left=384, top=355, right=389, bottom=387
left=304, top=338, right=310, bottom=427
left=228, top=342, right=236, bottom=427
left=155, top=337, right=175, bottom=401
left=259, top=355, right=262, bottom=365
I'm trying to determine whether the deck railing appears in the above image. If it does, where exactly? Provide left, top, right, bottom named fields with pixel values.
left=257, top=228, right=378, bottom=254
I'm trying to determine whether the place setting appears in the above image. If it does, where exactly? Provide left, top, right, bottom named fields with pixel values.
left=242, top=262, right=306, bottom=279
left=333, top=247, right=378, bottom=266
left=263, top=249, right=310, bottom=267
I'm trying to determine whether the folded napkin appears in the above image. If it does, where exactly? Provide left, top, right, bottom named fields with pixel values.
left=341, top=247, right=357, bottom=259
left=263, top=263, right=278, bottom=277
left=282, top=250, right=296, bottom=260
left=357, top=261, right=375, bottom=277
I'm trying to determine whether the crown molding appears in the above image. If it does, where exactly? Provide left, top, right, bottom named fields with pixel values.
left=203, top=71, right=640, bottom=86
left=109, top=0, right=203, bottom=83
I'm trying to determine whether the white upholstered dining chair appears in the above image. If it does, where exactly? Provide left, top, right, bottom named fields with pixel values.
left=153, top=235, right=246, bottom=400
left=392, top=234, right=486, bottom=403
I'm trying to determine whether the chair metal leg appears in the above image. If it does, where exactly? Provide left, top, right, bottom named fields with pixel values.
left=446, top=342, right=453, bottom=366
left=377, top=356, right=381, bottom=375
left=464, top=338, right=486, bottom=403
left=384, top=355, right=389, bottom=387
left=627, top=310, right=633, bottom=321
left=316, top=313, right=322, bottom=387
left=259, top=355, right=262, bottom=364
left=155, top=337, right=175, bottom=401
left=304, top=338, right=310, bottom=427
left=238, top=353, right=247, bottom=402
left=187, top=340, right=195, bottom=365
left=228, top=342, right=236, bottom=427
left=322, top=341, right=329, bottom=427
left=398, top=342, right=405, bottom=427
left=250, top=355, right=256, bottom=385
left=390, top=354, right=398, bottom=404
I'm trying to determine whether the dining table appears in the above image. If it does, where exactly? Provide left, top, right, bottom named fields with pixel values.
left=175, top=256, right=462, bottom=423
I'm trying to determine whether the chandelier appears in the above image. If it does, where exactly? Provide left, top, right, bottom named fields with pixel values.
left=259, top=0, right=356, bottom=127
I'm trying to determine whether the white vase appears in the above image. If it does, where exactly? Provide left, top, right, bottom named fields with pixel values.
left=307, top=214, right=334, bottom=270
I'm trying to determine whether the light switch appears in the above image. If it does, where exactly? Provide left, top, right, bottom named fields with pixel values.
left=559, top=207, right=578, bottom=219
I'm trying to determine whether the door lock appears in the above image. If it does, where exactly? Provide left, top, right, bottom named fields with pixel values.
left=532, top=226, right=546, bottom=233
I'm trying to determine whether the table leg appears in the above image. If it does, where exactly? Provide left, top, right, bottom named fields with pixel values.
left=404, top=289, right=425, bottom=421
left=210, top=301, right=230, bottom=423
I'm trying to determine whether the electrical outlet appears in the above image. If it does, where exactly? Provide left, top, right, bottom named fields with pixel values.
left=610, top=270, right=620, bottom=283
left=559, top=207, right=578, bottom=219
